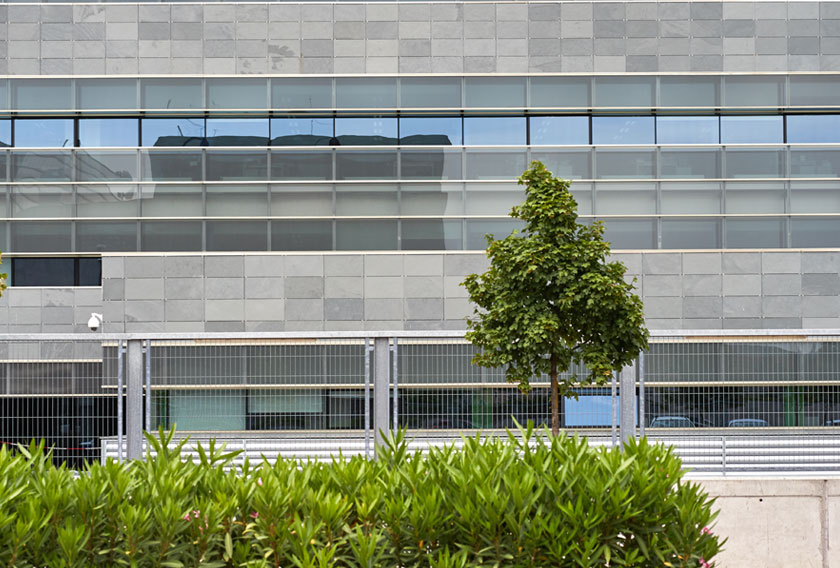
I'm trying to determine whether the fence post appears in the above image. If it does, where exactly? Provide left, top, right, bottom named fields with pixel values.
left=373, top=337, right=390, bottom=453
left=619, top=361, right=637, bottom=450
left=126, top=339, right=144, bottom=461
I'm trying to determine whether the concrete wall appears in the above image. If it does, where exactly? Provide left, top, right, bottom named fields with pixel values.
left=700, top=478, right=840, bottom=568
left=1, top=1, right=839, bottom=76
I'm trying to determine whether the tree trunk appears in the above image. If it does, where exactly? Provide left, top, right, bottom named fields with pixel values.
left=550, top=354, right=559, bottom=436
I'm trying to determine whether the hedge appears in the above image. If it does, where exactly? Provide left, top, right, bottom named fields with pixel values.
left=0, top=425, right=722, bottom=567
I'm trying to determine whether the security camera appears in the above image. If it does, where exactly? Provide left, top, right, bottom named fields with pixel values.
left=88, top=313, right=103, bottom=332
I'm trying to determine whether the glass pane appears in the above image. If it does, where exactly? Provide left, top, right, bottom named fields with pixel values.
left=791, top=218, right=840, bottom=247
left=272, top=78, right=332, bottom=109
left=141, top=78, right=203, bottom=110
left=595, top=183, right=656, bottom=215
left=0, top=152, right=7, bottom=182
left=720, top=116, right=783, bottom=144
left=271, top=184, right=333, bottom=216
left=465, top=150, right=526, bottom=180
left=336, top=184, right=397, bottom=215
left=271, top=151, right=332, bottom=180
left=595, top=150, right=655, bottom=179
left=660, top=77, right=720, bottom=108
left=335, top=117, right=397, bottom=146
left=76, top=222, right=137, bottom=252
left=724, top=149, right=785, bottom=178
left=530, top=77, right=590, bottom=108
left=79, top=258, right=101, bottom=286
left=0, top=81, right=8, bottom=110
left=0, top=186, right=7, bottom=217
left=529, top=116, right=588, bottom=146
left=725, top=181, right=786, bottom=214
left=790, top=181, right=840, bottom=214
left=205, top=151, right=268, bottom=181
left=570, top=182, right=593, bottom=215
left=168, top=391, right=246, bottom=430
left=207, top=78, right=267, bottom=110
left=464, top=77, right=525, bottom=108
left=141, top=118, right=205, bottom=147
left=11, top=152, right=72, bottom=181
left=465, top=183, right=524, bottom=215
left=77, top=151, right=138, bottom=182
left=600, top=218, right=657, bottom=249
left=661, top=219, right=721, bottom=249
left=77, top=79, right=136, bottom=110
left=11, top=222, right=71, bottom=252
left=463, top=117, right=526, bottom=145
left=78, top=119, right=138, bottom=147
left=12, top=185, right=72, bottom=218
left=788, top=115, right=840, bottom=143
left=206, top=221, right=267, bottom=251
left=14, top=119, right=73, bottom=147
left=791, top=148, right=840, bottom=177
left=656, top=117, right=719, bottom=144
left=206, top=185, right=268, bottom=216
left=141, top=150, right=202, bottom=181
left=401, top=78, right=461, bottom=108
left=336, top=220, right=397, bottom=250
left=140, top=184, right=203, bottom=217
left=594, top=77, right=655, bottom=108
left=659, top=149, right=720, bottom=178
left=0, top=120, right=11, bottom=147
left=400, top=149, right=462, bottom=180
left=661, top=182, right=721, bottom=214
left=270, top=117, right=333, bottom=146
left=141, top=221, right=202, bottom=251
left=724, top=77, right=785, bottom=107
left=465, top=219, right=523, bottom=249
left=76, top=184, right=139, bottom=217
left=790, top=76, right=840, bottom=107
left=271, top=220, right=332, bottom=251
left=12, top=258, right=74, bottom=286
left=205, top=119, right=269, bottom=146
left=335, top=150, right=397, bottom=180
left=530, top=149, right=591, bottom=179
left=592, top=116, right=654, bottom=145
left=726, top=218, right=785, bottom=248
left=399, top=117, right=461, bottom=146
left=402, top=220, right=463, bottom=250
left=13, top=79, right=71, bottom=110
left=336, top=78, right=397, bottom=109
left=401, top=183, right=463, bottom=215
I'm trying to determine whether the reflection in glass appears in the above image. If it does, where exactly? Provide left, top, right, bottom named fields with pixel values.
left=142, top=78, right=203, bottom=110
left=463, top=117, right=526, bottom=145
left=206, top=221, right=267, bottom=251
left=661, top=219, right=721, bottom=249
left=12, top=185, right=72, bottom=218
left=465, top=150, right=526, bottom=180
left=530, top=77, right=591, bottom=108
left=336, top=78, right=396, bottom=109
left=595, top=183, right=656, bottom=215
left=271, top=220, right=332, bottom=251
left=465, top=219, right=522, bottom=249
left=76, top=222, right=138, bottom=252
left=77, top=152, right=138, bottom=181
left=11, top=222, right=72, bottom=252
left=142, top=221, right=202, bottom=251
left=465, top=183, right=524, bottom=215
left=270, top=184, right=333, bottom=216
left=724, top=77, right=785, bottom=107
left=270, top=117, right=333, bottom=146
left=720, top=116, right=783, bottom=144
left=659, top=77, right=720, bottom=108
left=14, top=119, right=73, bottom=147
left=205, top=151, right=268, bottom=181
left=402, top=220, right=463, bottom=250
left=791, top=148, right=840, bottom=177
left=790, top=76, right=840, bottom=107
left=600, top=218, right=657, bottom=249
left=141, top=118, right=205, bottom=147
left=529, top=116, right=589, bottom=145
left=12, top=152, right=72, bottom=181
left=205, top=119, right=269, bottom=146
left=530, top=149, right=591, bottom=179
left=78, top=118, right=138, bottom=147
left=12, top=258, right=74, bottom=286
left=13, top=80, right=72, bottom=110
left=400, top=149, right=462, bottom=180
left=0, top=120, right=11, bottom=147
left=399, top=117, right=461, bottom=145
left=335, top=150, right=397, bottom=179
left=592, top=116, right=654, bottom=145
left=594, top=77, right=655, bottom=108
left=272, top=78, right=332, bottom=109
left=141, top=150, right=202, bottom=181
left=76, top=184, right=139, bottom=217
left=400, top=183, right=463, bottom=216
left=464, top=77, right=526, bottom=108
left=656, top=117, right=719, bottom=144
left=206, top=185, right=268, bottom=216
left=788, top=116, right=840, bottom=143
left=792, top=218, right=840, bottom=247
left=335, top=117, right=397, bottom=145
left=336, top=220, right=397, bottom=250
left=724, top=149, right=785, bottom=178
left=271, top=151, right=333, bottom=180
left=726, top=218, right=785, bottom=248
left=140, top=184, right=203, bottom=217
left=77, top=79, right=136, bottom=110
left=401, top=77, right=461, bottom=108
left=595, top=150, right=655, bottom=179
left=336, top=185, right=398, bottom=215
left=207, top=78, right=266, bottom=109
left=659, top=149, right=720, bottom=178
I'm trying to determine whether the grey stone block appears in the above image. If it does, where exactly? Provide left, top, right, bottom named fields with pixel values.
left=756, top=37, right=788, bottom=55
left=643, top=275, right=682, bottom=296
left=125, top=278, right=164, bottom=300
left=325, top=298, right=363, bottom=321
left=802, top=274, right=840, bottom=296
left=236, top=5, right=268, bottom=22
left=366, top=4, right=397, bottom=21
left=106, top=41, right=138, bottom=58
left=821, top=53, right=840, bottom=69
left=166, top=300, right=204, bottom=322
left=301, top=21, right=331, bottom=39
left=405, top=298, right=443, bottom=320
left=496, top=3, right=526, bottom=21
left=609, top=253, right=643, bottom=274
left=125, top=257, right=163, bottom=278
left=300, top=4, right=332, bottom=21
left=244, top=277, right=283, bottom=299
left=124, top=300, right=165, bottom=322
left=400, top=21, right=432, bottom=38
left=763, top=274, right=802, bottom=296
left=366, top=56, right=398, bottom=73
left=691, top=55, right=723, bottom=71
left=432, top=21, right=463, bottom=38
left=400, top=39, right=430, bottom=56
left=404, top=276, right=443, bottom=298
left=205, top=321, right=245, bottom=332
left=562, top=3, right=593, bottom=20
left=723, top=37, right=755, bottom=55
left=561, top=38, right=594, bottom=56
left=11, top=23, right=38, bottom=41
left=643, top=253, right=681, bottom=275
left=627, top=20, right=658, bottom=38
left=762, top=296, right=802, bottom=318
left=106, top=5, right=137, bottom=23
left=529, top=4, right=560, bottom=21
left=789, top=54, right=820, bottom=71
left=399, top=57, right=431, bottom=73
left=74, top=289, right=102, bottom=307
left=9, top=5, right=39, bottom=23
left=530, top=38, right=561, bottom=56
left=762, top=252, right=801, bottom=274
left=756, top=19, right=788, bottom=37
left=325, top=276, right=363, bottom=299
left=103, top=279, right=125, bottom=301
left=443, top=254, right=488, bottom=276
left=366, top=21, right=398, bottom=40
left=802, top=252, right=840, bottom=273
left=285, top=299, right=323, bottom=321
left=42, top=23, right=73, bottom=40
left=170, top=5, right=201, bottom=22
left=205, top=278, right=244, bottom=299
left=244, top=256, right=284, bottom=277
left=684, top=297, right=722, bottom=319
left=204, top=22, right=234, bottom=40
left=789, top=36, right=820, bottom=55
left=244, top=299, right=284, bottom=320
left=788, top=19, right=819, bottom=35
left=42, top=289, right=74, bottom=308
left=802, top=296, right=840, bottom=318
left=74, top=5, right=105, bottom=23
left=286, top=256, right=323, bottom=277
left=268, top=4, right=300, bottom=23
left=803, top=317, right=840, bottom=328
left=301, top=39, right=332, bottom=56
left=595, top=38, right=625, bottom=56
left=204, top=299, right=244, bottom=321
left=594, top=2, right=625, bottom=20
left=285, top=277, right=324, bottom=299
left=691, top=2, right=723, bottom=20
left=398, top=4, right=430, bottom=21
left=365, top=298, right=402, bottom=320
left=464, top=3, right=494, bottom=21
left=464, top=20, right=494, bottom=38
left=163, top=256, right=202, bottom=278
left=660, top=37, right=690, bottom=55
left=172, top=22, right=202, bottom=41
left=723, top=19, right=756, bottom=37
left=722, top=252, right=760, bottom=274
left=721, top=318, right=763, bottom=329
left=444, top=298, right=471, bottom=320
left=335, top=21, right=364, bottom=39
left=430, top=3, right=461, bottom=22
left=364, top=255, right=402, bottom=276
left=594, top=20, right=625, bottom=38
left=684, top=274, right=722, bottom=296
left=323, top=255, right=361, bottom=276
left=644, top=296, right=682, bottom=319
left=43, top=307, right=73, bottom=325
left=164, top=322, right=204, bottom=332
left=722, top=274, right=761, bottom=296
left=530, top=20, right=560, bottom=38
left=762, top=317, right=802, bottom=329
left=139, top=22, right=169, bottom=40
left=165, top=278, right=204, bottom=300
left=644, top=318, right=683, bottom=330
left=682, top=253, right=721, bottom=274
left=204, top=256, right=242, bottom=277
left=244, top=321, right=285, bottom=332
left=138, top=5, right=169, bottom=23
left=722, top=296, right=762, bottom=318
left=42, top=41, right=72, bottom=58
left=364, top=276, right=403, bottom=298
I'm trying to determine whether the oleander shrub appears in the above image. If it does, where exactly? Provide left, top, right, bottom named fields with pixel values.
left=0, top=425, right=722, bottom=567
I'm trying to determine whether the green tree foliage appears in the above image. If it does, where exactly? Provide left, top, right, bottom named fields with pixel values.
left=462, top=161, right=649, bottom=435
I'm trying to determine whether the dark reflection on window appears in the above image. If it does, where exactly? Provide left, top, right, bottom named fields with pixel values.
left=335, top=117, right=398, bottom=146
left=12, top=152, right=72, bottom=181
left=399, top=117, right=461, bottom=145
left=465, top=219, right=523, bottom=249
left=205, top=118, right=269, bottom=146
left=720, top=116, right=783, bottom=144
left=400, top=77, right=462, bottom=108
left=12, top=257, right=74, bottom=286
left=595, top=150, right=655, bottom=179
left=724, top=149, right=785, bottom=178
left=206, top=221, right=267, bottom=251
left=592, top=116, right=655, bottom=145
left=465, top=150, right=527, bottom=180
left=401, top=149, right=462, bottom=180
left=142, top=221, right=202, bottom=251
left=788, top=115, right=840, bottom=143
left=530, top=150, right=591, bottom=179
left=270, top=117, right=333, bottom=146
left=272, top=78, right=332, bottom=109
left=15, top=119, right=74, bottom=148
left=336, top=151, right=397, bottom=180
left=77, top=152, right=137, bottom=182
left=402, top=220, right=463, bottom=250
left=529, top=116, right=589, bottom=145
left=78, top=118, right=138, bottom=147
left=661, top=218, right=721, bottom=249
left=11, top=222, right=72, bottom=252
left=79, top=258, right=101, bottom=286
left=659, top=149, right=720, bottom=178
left=142, top=151, right=202, bottom=182
left=600, top=218, right=657, bottom=249
left=657, top=116, right=719, bottom=144
left=271, top=151, right=332, bottom=180
left=142, top=78, right=203, bottom=110
left=726, top=218, right=785, bottom=248
left=336, top=220, right=397, bottom=250
left=271, top=220, right=332, bottom=251
left=463, top=117, right=526, bottom=145
left=205, top=151, right=268, bottom=181
left=791, top=218, right=840, bottom=247
left=76, top=222, right=138, bottom=252
left=141, top=118, right=205, bottom=147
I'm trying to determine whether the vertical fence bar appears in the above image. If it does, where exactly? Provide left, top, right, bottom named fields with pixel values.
left=364, top=337, right=370, bottom=459
left=126, top=339, right=144, bottom=461
left=392, top=337, right=398, bottom=437
left=145, top=339, right=151, bottom=432
left=374, top=337, right=390, bottom=452
left=619, top=362, right=636, bottom=449
left=611, top=371, right=618, bottom=448
left=638, top=352, right=645, bottom=438
left=116, top=340, right=124, bottom=462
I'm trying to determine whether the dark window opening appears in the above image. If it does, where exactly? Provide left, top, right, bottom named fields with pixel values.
left=11, top=257, right=101, bottom=287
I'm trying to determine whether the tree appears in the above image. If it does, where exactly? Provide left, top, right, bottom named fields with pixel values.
left=462, top=161, right=649, bottom=435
